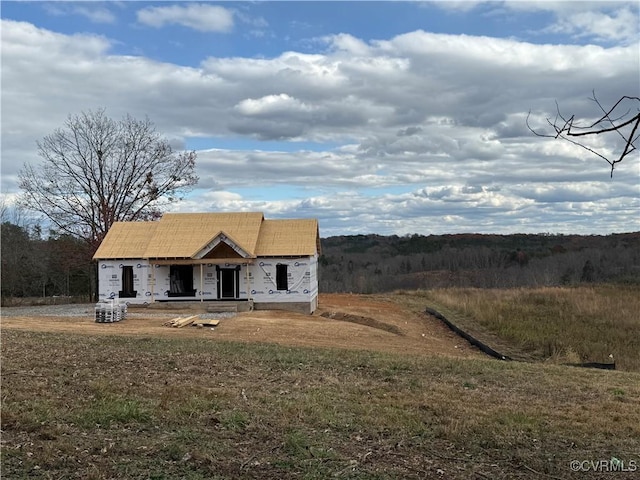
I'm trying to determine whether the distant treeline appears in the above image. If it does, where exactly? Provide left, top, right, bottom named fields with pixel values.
left=3, top=219, right=639, bottom=300
left=319, top=232, right=640, bottom=293
left=1, top=222, right=93, bottom=299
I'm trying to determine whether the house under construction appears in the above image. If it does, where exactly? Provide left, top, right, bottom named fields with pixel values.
left=92, top=212, right=321, bottom=314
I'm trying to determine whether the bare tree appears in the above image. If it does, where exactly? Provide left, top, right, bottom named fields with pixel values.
left=527, top=92, right=639, bottom=177
left=19, top=109, right=198, bottom=249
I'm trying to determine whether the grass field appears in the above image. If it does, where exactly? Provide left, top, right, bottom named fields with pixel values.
left=395, top=285, right=640, bottom=371
left=2, top=320, right=640, bottom=479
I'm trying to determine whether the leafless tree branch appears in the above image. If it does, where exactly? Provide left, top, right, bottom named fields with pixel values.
left=527, top=92, right=639, bottom=178
left=18, top=108, right=199, bottom=249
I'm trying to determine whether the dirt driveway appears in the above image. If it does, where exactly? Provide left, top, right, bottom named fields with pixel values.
left=1, top=293, right=481, bottom=358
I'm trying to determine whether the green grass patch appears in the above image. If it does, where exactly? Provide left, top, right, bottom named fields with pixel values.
left=76, top=395, right=153, bottom=428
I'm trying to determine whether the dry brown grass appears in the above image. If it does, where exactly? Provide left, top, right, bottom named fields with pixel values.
left=2, top=326, right=640, bottom=479
left=395, top=285, right=640, bottom=371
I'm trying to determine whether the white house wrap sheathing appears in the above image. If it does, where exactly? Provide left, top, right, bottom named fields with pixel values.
left=97, top=261, right=152, bottom=301
left=250, top=256, right=318, bottom=303
left=97, top=255, right=318, bottom=307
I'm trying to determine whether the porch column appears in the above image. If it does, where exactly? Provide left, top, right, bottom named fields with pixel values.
left=245, top=263, right=251, bottom=300
left=200, top=264, right=204, bottom=302
left=150, top=264, right=155, bottom=303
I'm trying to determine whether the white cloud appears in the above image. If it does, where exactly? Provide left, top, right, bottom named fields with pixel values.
left=545, top=7, right=639, bottom=44
left=326, top=33, right=372, bottom=55
left=428, top=1, right=485, bottom=13
left=429, top=2, right=639, bottom=45
left=137, top=3, right=234, bottom=32
left=44, top=4, right=117, bottom=24
left=1, top=16, right=638, bottom=235
left=501, top=1, right=638, bottom=45
left=235, top=94, right=315, bottom=116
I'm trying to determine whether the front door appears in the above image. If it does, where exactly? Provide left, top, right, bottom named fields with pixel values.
left=218, top=267, right=239, bottom=299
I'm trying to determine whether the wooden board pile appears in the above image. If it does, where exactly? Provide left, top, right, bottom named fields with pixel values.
left=163, top=315, right=221, bottom=328
left=163, top=315, right=199, bottom=328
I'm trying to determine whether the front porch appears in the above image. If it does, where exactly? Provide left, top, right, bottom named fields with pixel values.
left=133, top=298, right=315, bottom=315
left=140, top=299, right=254, bottom=313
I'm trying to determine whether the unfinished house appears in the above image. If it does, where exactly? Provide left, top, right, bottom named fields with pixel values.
left=93, top=212, right=321, bottom=314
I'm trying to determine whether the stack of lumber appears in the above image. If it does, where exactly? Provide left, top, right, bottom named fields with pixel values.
left=193, top=319, right=220, bottom=327
left=163, top=315, right=199, bottom=328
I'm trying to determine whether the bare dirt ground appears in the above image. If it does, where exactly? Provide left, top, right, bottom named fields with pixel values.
left=0, top=293, right=481, bottom=359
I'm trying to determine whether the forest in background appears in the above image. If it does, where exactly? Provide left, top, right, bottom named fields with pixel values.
left=2, top=219, right=639, bottom=301
left=319, top=232, right=640, bottom=293
left=1, top=221, right=92, bottom=300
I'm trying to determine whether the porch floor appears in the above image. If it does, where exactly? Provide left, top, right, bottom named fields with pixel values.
left=140, top=299, right=253, bottom=313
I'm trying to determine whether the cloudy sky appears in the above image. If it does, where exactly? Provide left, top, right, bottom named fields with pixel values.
left=2, top=1, right=639, bottom=236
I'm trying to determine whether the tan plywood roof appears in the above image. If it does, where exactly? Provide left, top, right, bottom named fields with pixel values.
left=254, top=219, right=320, bottom=256
left=92, top=221, right=159, bottom=259
left=143, top=212, right=264, bottom=259
left=93, top=212, right=320, bottom=260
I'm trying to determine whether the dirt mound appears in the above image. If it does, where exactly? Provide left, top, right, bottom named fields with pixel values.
left=320, top=311, right=404, bottom=335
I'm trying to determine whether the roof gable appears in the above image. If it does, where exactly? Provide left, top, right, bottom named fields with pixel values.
left=202, top=241, right=243, bottom=260
left=143, top=212, right=263, bottom=259
left=194, top=232, right=253, bottom=260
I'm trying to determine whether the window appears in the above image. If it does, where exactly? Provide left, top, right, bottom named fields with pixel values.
left=276, top=264, right=288, bottom=291
left=169, top=265, right=196, bottom=297
left=120, top=265, right=136, bottom=298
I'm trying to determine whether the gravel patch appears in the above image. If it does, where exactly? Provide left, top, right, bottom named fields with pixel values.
left=1, top=304, right=93, bottom=318
left=197, top=312, right=236, bottom=320
left=1, top=304, right=236, bottom=320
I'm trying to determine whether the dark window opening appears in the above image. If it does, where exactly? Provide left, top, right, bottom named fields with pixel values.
left=169, top=265, right=196, bottom=297
left=276, top=264, right=288, bottom=291
left=119, top=266, right=137, bottom=298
